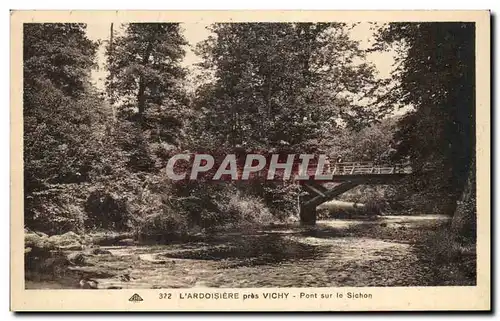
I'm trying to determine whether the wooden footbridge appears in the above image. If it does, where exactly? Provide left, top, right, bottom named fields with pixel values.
left=298, top=162, right=412, bottom=225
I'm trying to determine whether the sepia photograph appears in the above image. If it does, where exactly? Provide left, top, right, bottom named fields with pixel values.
left=10, top=10, right=490, bottom=311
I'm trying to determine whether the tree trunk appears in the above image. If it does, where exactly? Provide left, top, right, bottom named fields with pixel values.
left=108, top=23, right=116, bottom=122
left=137, top=77, right=146, bottom=116
left=451, top=157, right=476, bottom=241
left=137, top=39, right=154, bottom=117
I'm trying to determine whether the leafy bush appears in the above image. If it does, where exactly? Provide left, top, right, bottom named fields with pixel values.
left=261, top=182, right=301, bottom=220
left=363, top=199, right=386, bottom=216
left=218, top=192, right=274, bottom=230
left=85, top=172, right=174, bottom=234
left=317, top=197, right=386, bottom=219
left=138, top=207, right=189, bottom=240
left=25, top=185, right=87, bottom=234
left=84, top=190, right=129, bottom=231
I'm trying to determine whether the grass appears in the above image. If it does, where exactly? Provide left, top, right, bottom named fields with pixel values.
left=417, top=228, right=476, bottom=285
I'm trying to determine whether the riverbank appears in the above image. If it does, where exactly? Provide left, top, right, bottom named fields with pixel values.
left=25, top=214, right=475, bottom=289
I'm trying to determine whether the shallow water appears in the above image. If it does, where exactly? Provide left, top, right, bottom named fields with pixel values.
left=26, top=215, right=452, bottom=289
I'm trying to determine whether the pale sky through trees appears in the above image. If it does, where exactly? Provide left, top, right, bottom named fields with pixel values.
left=85, top=22, right=396, bottom=91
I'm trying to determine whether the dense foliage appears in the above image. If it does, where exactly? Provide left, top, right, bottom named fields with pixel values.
left=23, top=22, right=476, bottom=241
left=24, top=24, right=119, bottom=233
left=192, top=23, right=379, bottom=151
left=372, top=23, right=476, bottom=237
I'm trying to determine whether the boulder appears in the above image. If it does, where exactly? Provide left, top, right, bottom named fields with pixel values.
left=79, top=279, right=99, bottom=289
left=25, top=232, right=54, bottom=251
left=49, top=232, right=83, bottom=249
left=38, top=256, right=70, bottom=274
left=25, top=233, right=57, bottom=273
left=117, top=238, right=137, bottom=246
left=67, top=252, right=89, bottom=266
left=60, top=244, right=84, bottom=251
left=119, top=273, right=131, bottom=282
left=25, top=232, right=83, bottom=276
left=90, top=248, right=113, bottom=255
left=67, top=266, right=116, bottom=279
left=89, top=232, right=135, bottom=246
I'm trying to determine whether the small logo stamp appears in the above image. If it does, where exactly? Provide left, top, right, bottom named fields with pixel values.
left=129, top=293, right=144, bottom=303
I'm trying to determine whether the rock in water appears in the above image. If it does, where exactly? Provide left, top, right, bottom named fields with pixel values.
left=193, top=280, right=210, bottom=288
left=79, top=279, right=99, bottom=289
left=117, top=238, right=136, bottom=246
left=25, top=232, right=54, bottom=251
left=119, top=274, right=131, bottom=282
left=152, top=260, right=167, bottom=265
left=90, top=248, right=113, bottom=255
left=39, top=256, right=70, bottom=273
left=67, top=252, right=88, bottom=266
left=49, top=232, right=83, bottom=250
left=59, top=244, right=83, bottom=251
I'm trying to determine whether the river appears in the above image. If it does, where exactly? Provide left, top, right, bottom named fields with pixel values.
left=26, top=215, right=455, bottom=289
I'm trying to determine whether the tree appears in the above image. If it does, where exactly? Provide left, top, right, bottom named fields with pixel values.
left=105, top=23, right=189, bottom=174
left=23, top=23, right=106, bottom=190
left=373, top=23, right=476, bottom=236
left=106, top=23, right=188, bottom=120
left=326, top=117, right=399, bottom=162
left=23, top=23, right=121, bottom=232
left=193, top=23, right=379, bottom=152
left=24, top=23, right=97, bottom=98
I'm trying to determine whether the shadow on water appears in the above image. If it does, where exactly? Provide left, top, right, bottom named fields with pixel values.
left=155, top=220, right=385, bottom=267
left=159, top=233, right=327, bottom=268
left=300, top=222, right=378, bottom=239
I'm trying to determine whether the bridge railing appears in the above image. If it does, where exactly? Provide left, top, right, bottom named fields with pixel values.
left=326, top=162, right=411, bottom=175
left=241, top=161, right=412, bottom=179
